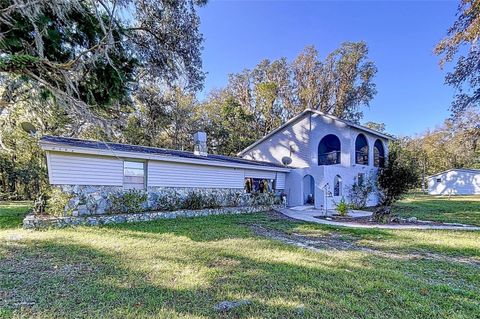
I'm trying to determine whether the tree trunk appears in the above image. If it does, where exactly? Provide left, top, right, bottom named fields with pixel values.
left=371, top=206, right=392, bottom=223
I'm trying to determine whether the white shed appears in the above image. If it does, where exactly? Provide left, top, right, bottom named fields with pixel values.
left=427, top=168, right=480, bottom=195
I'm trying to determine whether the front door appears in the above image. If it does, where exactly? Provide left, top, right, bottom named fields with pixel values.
left=303, top=175, right=315, bottom=205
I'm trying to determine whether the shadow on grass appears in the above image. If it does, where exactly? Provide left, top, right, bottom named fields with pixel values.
left=105, top=211, right=400, bottom=243
left=1, top=231, right=480, bottom=319
left=104, top=213, right=259, bottom=242
left=1, top=208, right=478, bottom=317
left=102, top=212, right=479, bottom=260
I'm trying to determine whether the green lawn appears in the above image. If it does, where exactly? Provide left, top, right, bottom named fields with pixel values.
left=392, top=195, right=480, bottom=226
left=0, top=201, right=479, bottom=318
left=0, top=201, right=31, bottom=230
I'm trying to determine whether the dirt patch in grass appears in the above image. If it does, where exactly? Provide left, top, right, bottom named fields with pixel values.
left=207, top=257, right=241, bottom=269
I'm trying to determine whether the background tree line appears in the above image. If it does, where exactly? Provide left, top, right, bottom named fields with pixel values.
left=0, top=0, right=479, bottom=200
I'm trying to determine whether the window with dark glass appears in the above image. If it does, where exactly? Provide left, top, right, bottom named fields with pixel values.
left=244, top=178, right=275, bottom=193
left=123, top=161, right=145, bottom=190
left=373, top=139, right=385, bottom=168
left=357, top=173, right=365, bottom=186
left=318, top=134, right=341, bottom=165
left=355, top=134, right=369, bottom=165
left=334, top=175, right=342, bottom=196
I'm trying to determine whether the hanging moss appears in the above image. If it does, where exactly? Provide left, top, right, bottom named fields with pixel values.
left=0, top=54, right=40, bottom=72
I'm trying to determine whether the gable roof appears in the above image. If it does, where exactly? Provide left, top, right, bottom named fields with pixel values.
left=40, top=135, right=290, bottom=172
left=427, top=168, right=480, bottom=179
left=238, top=108, right=394, bottom=156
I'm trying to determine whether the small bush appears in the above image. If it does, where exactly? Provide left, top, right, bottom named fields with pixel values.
left=181, top=191, right=222, bottom=210
left=181, top=191, right=205, bottom=210
left=109, top=190, right=147, bottom=214
left=204, top=193, right=221, bottom=209
left=46, top=187, right=73, bottom=216
left=225, top=191, right=242, bottom=207
left=251, top=192, right=275, bottom=206
left=335, top=197, right=349, bottom=216
left=155, top=192, right=182, bottom=211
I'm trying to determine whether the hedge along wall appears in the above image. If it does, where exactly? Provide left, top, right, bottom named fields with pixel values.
left=47, top=185, right=282, bottom=217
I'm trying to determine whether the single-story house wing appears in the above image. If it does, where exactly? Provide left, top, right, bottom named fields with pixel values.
left=40, top=135, right=290, bottom=215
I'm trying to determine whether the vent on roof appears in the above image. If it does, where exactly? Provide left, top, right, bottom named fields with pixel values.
left=193, top=132, right=208, bottom=156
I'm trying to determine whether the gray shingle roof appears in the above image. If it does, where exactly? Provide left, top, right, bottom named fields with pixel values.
left=41, top=135, right=289, bottom=170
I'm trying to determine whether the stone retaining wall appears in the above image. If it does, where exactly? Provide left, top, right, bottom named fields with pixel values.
left=24, top=205, right=277, bottom=229
left=56, top=185, right=280, bottom=217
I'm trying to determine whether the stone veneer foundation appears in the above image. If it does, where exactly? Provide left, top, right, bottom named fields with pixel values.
left=57, top=185, right=279, bottom=216
left=23, top=205, right=277, bottom=229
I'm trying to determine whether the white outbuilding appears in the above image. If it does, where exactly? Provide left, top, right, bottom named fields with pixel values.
left=427, top=168, right=480, bottom=195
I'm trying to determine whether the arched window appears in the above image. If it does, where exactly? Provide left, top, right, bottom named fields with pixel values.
left=334, top=175, right=342, bottom=196
left=318, top=134, right=341, bottom=165
left=374, top=139, right=385, bottom=168
left=355, top=134, right=369, bottom=165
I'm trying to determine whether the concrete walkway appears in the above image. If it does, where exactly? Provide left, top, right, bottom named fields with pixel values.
left=276, top=207, right=480, bottom=231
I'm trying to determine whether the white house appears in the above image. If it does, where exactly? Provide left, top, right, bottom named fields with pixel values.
left=239, top=109, right=392, bottom=209
left=40, top=108, right=391, bottom=215
left=427, top=168, right=480, bottom=195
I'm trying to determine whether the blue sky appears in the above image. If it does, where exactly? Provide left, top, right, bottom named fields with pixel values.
left=198, top=1, right=459, bottom=137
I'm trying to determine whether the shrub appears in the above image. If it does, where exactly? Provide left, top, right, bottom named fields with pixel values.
left=46, top=187, right=73, bottom=216
left=109, top=190, right=147, bottom=214
left=373, top=144, right=418, bottom=222
left=377, top=144, right=418, bottom=206
left=335, top=197, right=349, bottom=216
left=181, top=191, right=205, bottom=210
left=251, top=192, right=275, bottom=206
left=204, top=193, right=221, bottom=209
left=180, top=191, right=222, bottom=210
left=225, top=191, right=242, bottom=207
left=155, top=192, right=182, bottom=211
left=346, top=175, right=375, bottom=209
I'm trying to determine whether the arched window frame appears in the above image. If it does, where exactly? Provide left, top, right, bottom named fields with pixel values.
left=318, top=134, right=341, bottom=165
left=355, top=134, right=369, bottom=165
left=373, top=139, right=385, bottom=168
left=334, top=175, right=342, bottom=197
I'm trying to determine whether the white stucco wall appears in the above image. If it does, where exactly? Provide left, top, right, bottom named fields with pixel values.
left=242, top=115, right=312, bottom=168
left=241, top=112, right=389, bottom=208
left=428, top=170, right=480, bottom=195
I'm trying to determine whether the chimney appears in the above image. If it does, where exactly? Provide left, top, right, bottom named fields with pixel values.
left=193, top=132, right=208, bottom=156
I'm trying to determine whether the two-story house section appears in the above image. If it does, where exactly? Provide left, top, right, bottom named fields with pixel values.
left=238, top=109, right=392, bottom=209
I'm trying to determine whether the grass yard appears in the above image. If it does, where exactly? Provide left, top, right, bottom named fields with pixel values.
left=0, top=200, right=479, bottom=318
left=392, top=195, right=480, bottom=226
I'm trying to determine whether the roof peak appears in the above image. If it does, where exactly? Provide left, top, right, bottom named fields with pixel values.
left=238, top=108, right=393, bottom=156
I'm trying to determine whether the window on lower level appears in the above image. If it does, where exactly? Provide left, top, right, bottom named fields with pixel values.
left=357, top=173, right=365, bottom=187
left=123, top=160, right=146, bottom=190
left=244, top=178, right=275, bottom=193
left=334, top=175, right=342, bottom=196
